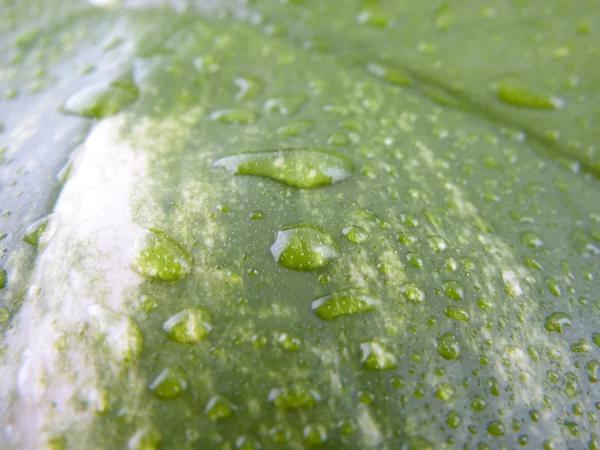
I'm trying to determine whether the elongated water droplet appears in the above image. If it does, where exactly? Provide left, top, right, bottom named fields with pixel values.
left=22, top=214, right=51, bottom=246
left=544, top=312, right=572, bottom=333
left=214, top=149, right=354, bottom=188
left=444, top=306, right=470, bottom=322
left=312, top=288, right=378, bottom=320
left=438, top=332, right=461, bottom=360
left=487, top=420, right=505, bottom=437
left=270, top=224, right=339, bottom=271
left=163, top=308, right=213, bottom=343
left=365, top=62, right=412, bottom=86
left=276, top=119, right=315, bottom=137
left=264, top=94, right=307, bottom=116
left=132, top=229, right=193, bottom=282
left=209, top=108, right=257, bottom=124
left=234, top=75, right=263, bottom=100
left=205, top=395, right=236, bottom=420
left=150, top=367, right=188, bottom=399
left=360, top=340, right=398, bottom=371
left=497, top=80, right=564, bottom=109
left=269, top=386, right=320, bottom=410
left=61, top=77, right=139, bottom=119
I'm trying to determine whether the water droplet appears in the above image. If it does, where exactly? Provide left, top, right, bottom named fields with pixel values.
left=276, top=119, right=315, bottom=137
left=497, top=80, right=564, bottom=109
left=546, top=277, right=561, bottom=296
left=270, top=224, right=339, bottom=271
left=365, top=62, right=412, bottom=86
left=404, top=436, right=435, bottom=450
left=140, top=294, right=158, bottom=312
left=397, top=232, right=418, bottom=246
left=61, top=77, right=139, bottom=119
left=487, top=420, right=505, bottom=437
left=434, top=3, right=455, bottom=31
left=149, top=367, right=188, bottom=399
left=269, top=386, right=320, bottom=410
left=132, top=228, right=193, bottom=282
left=22, top=214, right=51, bottom=246
left=444, top=306, right=469, bottom=321
left=437, top=332, right=460, bottom=360
left=356, top=9, right=390, bottom=28
left=544, top=312, right=572, bottom=333
left=443, top=280, right=464, bottom=301
left=163, top=308, right=213, bottom=343
left=427, top=236, right=448, bottom=252
left=571, top=339, right=591, bottom=353
left=520, top=231, right=544, bottom=248
left=407, top=252, right=423, bottom=268
left=264, top=94, right=307, bottom=116
left=593, top=332, right=600, bottom=348
left=214, top=149, right=354, bottom=188
left=360, top=340, right=398, bottom=371
left=248, top=210, right=264, bottom=220
left=209, top=108, right=257, bottom=124
left=0, top=270, right=7, bottom=290
left=446, top=410, right=461, bottom=429
left=563, top=372, right=580, bottom=398
left=303, top=424, right=328, bottom=447
left=234, top=75, right=263, bottom=100
left=205, top=395, right=236, bottom=420
left=235, top=436, right=262, bottom=450
left=128, top=427, right=162, bottom=450
left=435, top=383, right=455, bottom=402
left=312, top=288, right=378, bottom=320
left=401, top=282, right=425, bottom=303
left=471, top=395, right=487, bottom=411
left=343, top=225, right=369, bottom=243
left=586, top=360, right=599, bottom=383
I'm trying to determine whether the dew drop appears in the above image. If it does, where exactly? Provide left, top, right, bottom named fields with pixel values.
left=360, top=340, right=398, bottom=371
left=446, top=410, right=461, bottom=429
left=61, top=77, right=139, bottom=119
left=214, top=149, right=354, bottom=188
left=303, top=424, right=328, bottom=447
left=443, top=280, right=464, bottom=301
left=0, top=270, right=7, bottom=290
left=435, top=383, right=455, bottom=402
left=312, top=288, right=378, bottom=320
left=427, top=236, right=448, bottom=252
left=437, top=332, right=461, bottom=360
left=365, top=62, right=412, bottom=86
left=22, top=214, right=51, bottom=246
left=497, top=80, right=564, bottom=109
left=520, top=231, right=544, bottom=248
left=163, top=308, right=213, bottom=343
left=132, top=228, right=193, bottom=282
left=269, top=386, right=320, bottom=410
left=209, top=108, right=257, bottom=124
left=264, top=94, right=307, bottom=116
left=343, top=225, right=369, bottom=243
left=276, top=119, right=315, bottom=137
left=487, top=420, right=505, bottom=437
left=149, top=367, right=188, bottom=399
left=444, top=306, right=469, bottom=322
left=401, top=282, right=425, bottom=303
left=234, top=75, right=264, bottom=100
left=270, top=224, right=339, bottom=271
left=205, top=395, right=236, bottom=420
left=248, top=210, right=264, bottom=220
left=128, top=427, right=162, bottom=450
left=544, top=312, right=572, bottom=333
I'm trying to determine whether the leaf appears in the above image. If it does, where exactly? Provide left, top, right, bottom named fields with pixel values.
left=0, top=1, right=599, bottom=449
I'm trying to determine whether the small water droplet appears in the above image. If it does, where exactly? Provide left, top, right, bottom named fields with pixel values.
left=471, top=395, right=487, bottom=411
left=356, top=9, right=390, bottom=28
left=443, top=280, right=464, bottom=301
left=397, top=232, right=418, bottom=246
left=438, top=332, right=460, bottom=360
left=128, top=427, right=162, bottom=450
left=61, top=76, right=139, bottom=119
left=360, top=340, right=398, bottom=371
left=312, top=288, right=378, bottom=320
left=343, top=225, right=369, bottom=243
left=248, top=210, right=264, bottom=220
left=520, top=231, right=544, bottom=248
left=563, top=372, right=580, bottom=398
left=276, top=119, right=315, bottom=137
left=365, top=61, right=412, bottom=86
left=205, top=395, right=236, bottom=420
left=497, top=80, right=564, bottom=109
left=544, top=312, right=572, bottom=333
left=163, top=308, right=213, bottom=343
left=264, top=94, right=307, bottom=116
left=303, top=424, right=328, bottom=447
left=139, top=294, right=158, bottom=312
left=22, top=214, right=51, bottom=246
left=446, top=410, right=461, bottom=429
left=487, top=420, right=505, bottom=437
left=149, top=367, right=188, bottom=399
left=401, top=282, right=425, bottom=303
left=209, top=108, right=257, bottom=124
left=427, top=236, right=448, bottom=252
left=132, top=228, right=193, bottom=282
left=234, top=75, right=264, bottom=100
left=270, top=224, right=339, bottom=271
left=214, top=149, right=354, bottom=188
left=269, top=386, right=320, bottom=410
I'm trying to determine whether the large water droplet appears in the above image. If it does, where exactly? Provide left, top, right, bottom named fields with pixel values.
left=270, top=225, right=339, bottom=271
left=487, top=420, right=505, bottom=437
left=149, top=367, right=188, bottom=399
left=360, top=340, right=398, bottom=371
left=61, top=76, right=139, bottom=119
left=437, top=332, right=461, bottom=360
left=163, top=308, right=213, bottom=343
left=312, top=288, right=378, bottom=320
left=269, top=386, right=320, bottom=410
left=132, top=228, right=193, bottom=282
left=209, top=108, right=257, bottom=124
left=214, top=149, right=354, bottom=188
left=22, top=214, right=51, bottom=246
left=544, top=312, right=572, bottom=333
left=497, top=80, right=564, bottom=109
